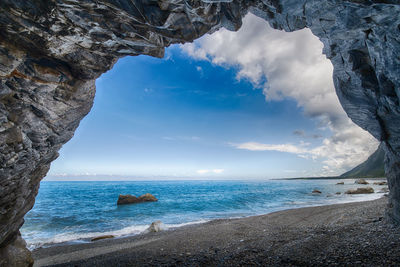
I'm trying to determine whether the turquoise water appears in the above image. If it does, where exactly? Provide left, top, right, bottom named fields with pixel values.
left=21, top=179, right=385, bottom=249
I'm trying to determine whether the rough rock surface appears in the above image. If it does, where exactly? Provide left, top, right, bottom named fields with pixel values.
left=0, top=0, right=399, bottom=265
left=117, top=193, right=158, bottom=205
left=0, top=232, right=33, bottom=267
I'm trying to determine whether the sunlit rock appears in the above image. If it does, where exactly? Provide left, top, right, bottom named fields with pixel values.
left=117, top=193, right=158, bottom=205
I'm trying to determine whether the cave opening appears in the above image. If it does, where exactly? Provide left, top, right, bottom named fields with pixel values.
left=19, top=14, right=382, bottom=251
left=2, top=1, right=399, bottom=265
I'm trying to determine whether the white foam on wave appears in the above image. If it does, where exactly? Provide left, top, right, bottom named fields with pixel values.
left=163, top=219, right=210, bottom=229
left=286, top=192, right=386, bottom=210
left=26, top=224, right=148, bottom=250
left=27, top=219, right=210, bottom=250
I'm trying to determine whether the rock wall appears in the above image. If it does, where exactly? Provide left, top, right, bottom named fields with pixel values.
left=0, top=0, right=399, bottom=265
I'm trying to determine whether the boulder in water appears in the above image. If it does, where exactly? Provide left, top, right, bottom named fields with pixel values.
left=312, top=189, right=322, bottom=194
left=355, top=179, right=369, bottom=185
left=373, top=181, right=387, bottom=185
left=139, top=193, right=158, bottom=202
left=345, top=187, right=374, bottom=194
left=148, top=221, right=163, bottom=232
left=117, top=193, right=158, bottom=205
left=336, top=182, right=344, bottom=185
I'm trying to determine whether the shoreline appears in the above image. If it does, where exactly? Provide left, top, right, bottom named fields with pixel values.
left=33, top=196, right=400, bottom=266
left=27, top=189, right=385, bottom=250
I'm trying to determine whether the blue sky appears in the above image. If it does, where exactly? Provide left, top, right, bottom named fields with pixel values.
left=46, top=14, right=377, bottom=180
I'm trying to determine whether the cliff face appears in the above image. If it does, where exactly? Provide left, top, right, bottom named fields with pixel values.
left=341, top=143, right=385, bottom=178
left=0, top=0, right=399, bottom=265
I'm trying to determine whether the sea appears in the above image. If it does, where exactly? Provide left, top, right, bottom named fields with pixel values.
left=21, top=179, right=387, bottom=250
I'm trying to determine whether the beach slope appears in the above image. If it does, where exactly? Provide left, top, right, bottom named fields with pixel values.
left=34, top=196, right=400, bottom=266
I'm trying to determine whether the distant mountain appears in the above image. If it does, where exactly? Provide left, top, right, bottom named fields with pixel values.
left=340, top=143, right=385, bottom=178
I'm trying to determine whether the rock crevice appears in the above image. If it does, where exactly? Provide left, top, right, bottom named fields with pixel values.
left=0, top=0, right=399, bottom=265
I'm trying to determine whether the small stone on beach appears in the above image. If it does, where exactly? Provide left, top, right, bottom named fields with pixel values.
left=148, top=220, right=163, bottom=232
left=91, top=235, right=115, bottom=241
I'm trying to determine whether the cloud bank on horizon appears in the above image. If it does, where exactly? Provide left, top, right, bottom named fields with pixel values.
left=182, top=13, right=378, bottom=176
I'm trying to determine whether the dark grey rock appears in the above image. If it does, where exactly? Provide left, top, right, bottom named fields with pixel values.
left=0, top=1, right=399, bottom=265
left=0, top=231, right=33, bottom=267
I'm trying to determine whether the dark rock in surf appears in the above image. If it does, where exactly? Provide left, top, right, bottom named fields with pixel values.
left=117, top=193, right=158, bottom=205
left=345, top=187, right=374, bottom=194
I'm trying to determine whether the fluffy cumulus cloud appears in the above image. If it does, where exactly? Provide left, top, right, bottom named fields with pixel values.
left=182, top=13, right=378, bottom=176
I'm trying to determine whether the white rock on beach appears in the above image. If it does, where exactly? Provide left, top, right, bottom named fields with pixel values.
left=148, top=221, right=164, bottom=232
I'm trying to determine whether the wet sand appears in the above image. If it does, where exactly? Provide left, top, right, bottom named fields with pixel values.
left=33, top=196, right=400, bottom=266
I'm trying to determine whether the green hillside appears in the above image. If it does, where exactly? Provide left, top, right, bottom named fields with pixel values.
left=340, top=143, right=385, bottom=178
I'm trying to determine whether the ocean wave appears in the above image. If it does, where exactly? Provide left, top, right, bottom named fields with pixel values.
left=26, top=219, right=210, bottom=250
left=23, top=180, right=387, bottom=250
left=164, top=219, right=210, bottom=229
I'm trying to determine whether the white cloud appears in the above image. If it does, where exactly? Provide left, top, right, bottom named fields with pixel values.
left=196, top=66, right=203, bottom=76
left=196, top=169, right=225, bottom=174
left=232, top=124, right=376, bottom=175
left=234, top=142, right=308, bottom=154
left=182, top=13, right=378, bottom=175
